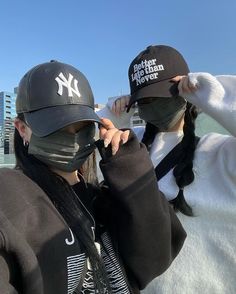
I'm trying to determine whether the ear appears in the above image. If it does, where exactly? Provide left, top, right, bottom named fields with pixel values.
left=14, top=118, right=32, bottom=142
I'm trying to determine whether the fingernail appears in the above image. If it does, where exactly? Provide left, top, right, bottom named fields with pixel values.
left=112, top=147, right=117, bottom=155
left=104, top=139, right=109, bottom=148
left=122, top=138, right=128, bottom=144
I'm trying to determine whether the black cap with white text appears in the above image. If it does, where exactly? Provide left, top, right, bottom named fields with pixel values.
left=127, top=45, right=189, bottom=109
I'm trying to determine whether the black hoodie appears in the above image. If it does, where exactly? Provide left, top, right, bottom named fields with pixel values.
left=0, top=133, right=186, bottom=294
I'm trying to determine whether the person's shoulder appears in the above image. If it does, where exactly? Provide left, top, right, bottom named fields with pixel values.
left=197, top=132, right=234, bottom=153
left=216, top=75, right=236, bottom=83
left=0, top=168, right=54, bottom=222
left=0, top=167, right=43, bottom=195
left=0, top=167, right=28, bottom=182
left=0, top=167, right=21, bottom=179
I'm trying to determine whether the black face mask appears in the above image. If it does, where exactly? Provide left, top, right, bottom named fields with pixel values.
left=28, top=123, right=96, bottom=172
left=138, top=96, right=187, bottom=131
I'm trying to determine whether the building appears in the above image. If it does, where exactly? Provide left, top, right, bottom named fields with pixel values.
left=95, top=103, right=105, bottom=111
left=130, top=106, right=145, bottom=127
left=0, top=91, right=17, bottom=154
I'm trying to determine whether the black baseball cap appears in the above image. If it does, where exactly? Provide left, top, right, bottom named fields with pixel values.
left=16, top=60, right=101, bottom=137
left=127, top=45, right=189, bottom=110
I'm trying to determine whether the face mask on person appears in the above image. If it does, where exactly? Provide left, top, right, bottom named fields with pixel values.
left=28, top=123, right=96, bottom=172
left=138, top=96, right=187, bottom=131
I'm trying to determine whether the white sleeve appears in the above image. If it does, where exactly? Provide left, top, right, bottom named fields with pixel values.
left=182, top=73, right=236, bottom=137
left=96, top=97, right=134, bottom=129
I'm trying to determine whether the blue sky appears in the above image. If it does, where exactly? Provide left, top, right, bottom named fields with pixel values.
left=0, top=0, right=236, bottom=104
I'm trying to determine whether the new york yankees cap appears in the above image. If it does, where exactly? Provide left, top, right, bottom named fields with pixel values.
left=16, top=60, right=101, bottom=137
left=127, top=45, right=189, bottom=110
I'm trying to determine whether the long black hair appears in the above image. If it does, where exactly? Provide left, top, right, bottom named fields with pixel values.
left=142, top=102, right=199, bottom=216
left=14, top=114, right=111, bottom=293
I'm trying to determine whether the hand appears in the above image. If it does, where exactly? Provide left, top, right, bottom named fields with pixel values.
left=172, top=75, right=198, bottom=95
left=99, top=118, right=130, bottom=155
left=111, top=95, right=131, bottom=116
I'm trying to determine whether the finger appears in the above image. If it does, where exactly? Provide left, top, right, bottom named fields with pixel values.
left=112, top=101, right=117, bottom=114
left=120, top=95, right=131, bottom=112
left=99, top=118, right=116, bottom=141
left=101, top=128, right=118, bottom=147
left=110, top=130, right=124, bottom=155
left=180, top=76, right=191, bottom=93
left=100, top=118, right=116, bottom=130
left=171, top=75, right=191, bottom=95
left=182, top=77, right=190, bottom=92
left=120, top=130, right=130, bottom=144
left=112, top=98, right=121, bottom=116
left=171, top=75, right=185, bottom=82
left=125, top=95, right=131, bottom=107
left=115, top=99, right=121, bottom=116
left=120, top=97, right=127, bottom=112
left=177, top=78, right=184, bottom=93
left=99, top=125, right=108, bottom=140
left=111, top=130, right=130, bottom=155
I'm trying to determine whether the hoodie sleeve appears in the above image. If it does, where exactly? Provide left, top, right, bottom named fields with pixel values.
left=182, top=73, right=236, bottom=137
left=97, top=132, right=187, bottom=290
left=0, top=251, right=19, bottom=294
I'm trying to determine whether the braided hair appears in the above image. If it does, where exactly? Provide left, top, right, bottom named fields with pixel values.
left=141, top=102, right=199, bottom=216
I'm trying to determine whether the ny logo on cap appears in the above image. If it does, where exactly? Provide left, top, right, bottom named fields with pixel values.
left=55, top=72, right=81, bottom=97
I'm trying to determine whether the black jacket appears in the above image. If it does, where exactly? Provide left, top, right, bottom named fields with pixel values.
left=0, top=133, right=186, bottom=293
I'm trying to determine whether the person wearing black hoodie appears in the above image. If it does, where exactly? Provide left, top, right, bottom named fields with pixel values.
left=0, top=60, right=186, bottom=294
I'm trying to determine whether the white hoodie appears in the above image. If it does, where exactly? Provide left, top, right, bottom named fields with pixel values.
left=98, top=73, right=236, bottom=294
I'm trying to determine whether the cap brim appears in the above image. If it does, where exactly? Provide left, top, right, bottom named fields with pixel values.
left=127, top=79, right=179, bottom=111
left=25, top=104, right=102, bottom=137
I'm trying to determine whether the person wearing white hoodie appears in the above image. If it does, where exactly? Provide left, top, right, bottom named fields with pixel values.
left=98, top=45, right=236, bottom=294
